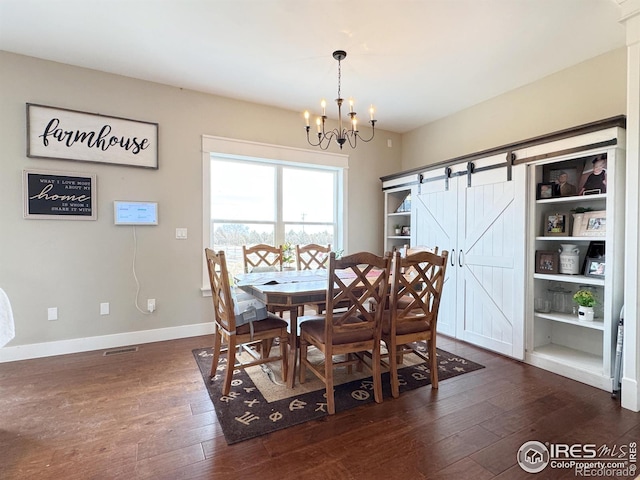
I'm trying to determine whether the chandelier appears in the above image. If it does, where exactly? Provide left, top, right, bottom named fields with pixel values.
left=304, top=50, right=376, bottom=150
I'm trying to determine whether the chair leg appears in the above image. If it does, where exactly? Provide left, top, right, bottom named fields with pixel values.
left=372, top=341, right=383, bottom=404
left=298, top=335, right=308, bottom=384
left=428, top=338, right=438, bottom=389
left=388, top=339, right=400, bottom=399
left=326, top=354, right=335, bottom=415
left=210, top=327, right=223, bottom=379
left=222, top=336, right=237, bottom=396
left=262, top=338, right=273, bottom=357
left=280, top=333, right=289, bottom=383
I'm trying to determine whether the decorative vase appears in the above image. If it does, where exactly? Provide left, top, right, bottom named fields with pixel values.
left=394, top=228, right=401, bottom=235
left=572, top=213, right=584, bottom=236
left=559, top=244, right=580, bottom=274
left=578, top=305, right=595, bottom=322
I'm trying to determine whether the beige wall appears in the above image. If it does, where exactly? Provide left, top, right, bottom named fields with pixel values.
left=401, top=48, right=627, bottom=170
left=0, top=51, right=402, bottom=349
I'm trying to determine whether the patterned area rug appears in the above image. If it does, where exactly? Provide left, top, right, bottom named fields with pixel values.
left=192, top=344, right=484, bottom=444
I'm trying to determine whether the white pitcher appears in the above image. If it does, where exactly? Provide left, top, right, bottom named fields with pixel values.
left=559, top=244, right=580, bottom=275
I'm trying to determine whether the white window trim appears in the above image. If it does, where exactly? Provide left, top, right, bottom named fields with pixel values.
left=201, top=135, right=349, bottom=294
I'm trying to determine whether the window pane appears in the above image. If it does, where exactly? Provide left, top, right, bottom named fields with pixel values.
left=283, top=168, right=334, bottom=222
left=284, top=224, right=334, bottom=246
left=211, top=159, right=275, bottom=221
left=212, top=222, right=275, bottom=276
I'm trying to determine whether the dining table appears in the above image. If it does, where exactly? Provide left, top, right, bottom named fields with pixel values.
left=234, top=269, right=330, bottom=388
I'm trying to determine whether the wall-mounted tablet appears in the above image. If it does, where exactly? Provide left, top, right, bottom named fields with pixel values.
left=114, top=201, right=158, bottom=225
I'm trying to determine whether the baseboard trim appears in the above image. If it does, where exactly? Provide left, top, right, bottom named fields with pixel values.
left=0, top=323, right=215, bottom=363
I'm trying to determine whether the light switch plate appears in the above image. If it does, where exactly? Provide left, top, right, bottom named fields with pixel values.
left=100, top=302, right=110, bottom=315
left=175, top=228, right=188, bottom=239
left=48, top=307, right=58, bottom=321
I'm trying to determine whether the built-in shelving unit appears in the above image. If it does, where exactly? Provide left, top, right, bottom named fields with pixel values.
left=381, top=174, right=418, bottom=253
left=525, top=134, right=625, bottom=392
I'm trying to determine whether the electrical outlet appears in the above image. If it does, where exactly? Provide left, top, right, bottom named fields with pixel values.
left=147, top=299, right=156, bottom=313
left=48, top=307, right=58, bottom=321
left=100, top=302, right=110, bottom=315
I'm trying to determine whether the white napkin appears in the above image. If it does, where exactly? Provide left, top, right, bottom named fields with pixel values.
left=0, top=287, right=15, bottom=347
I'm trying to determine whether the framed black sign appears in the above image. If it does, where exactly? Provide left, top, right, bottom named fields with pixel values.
left=23, top=169, right=97, bottom=220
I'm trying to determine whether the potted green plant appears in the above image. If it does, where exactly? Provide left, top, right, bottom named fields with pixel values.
left=282, top=242, right=295, bottom=269
left=573, top=289, right=596, bottom=321
left=394, top=224, right=401, bottom=235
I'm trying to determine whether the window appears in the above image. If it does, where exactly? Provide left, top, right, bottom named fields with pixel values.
left=202, top=136, right=348, bottom=288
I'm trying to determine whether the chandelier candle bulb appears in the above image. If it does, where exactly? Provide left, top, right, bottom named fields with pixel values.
left=370, top=105, right=374, bottom=120
left=321, top=99, right=326, bottom=116
left=316, top=117, right=322, bottom=133
left=349, top=98, right=354, bottom=112
left=304, top=111, right=310, bottom=126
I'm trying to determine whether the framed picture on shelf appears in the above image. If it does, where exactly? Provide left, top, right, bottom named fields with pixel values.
left=542, top=158, right=585, bottom=198
left=536, top=183, right=556, bottom=199
left=401, top=226, right=410, bottom=236
left=577, top=154, right=607, bottom=195
left=535, top=250, right=559, bottom=274
left=543, top=212, right=569, bottom=236
left=395, top=194, right=411, bottom=213
left=584, top=256, right=606, bottom=278
left=574, top=210, right=606, bottom=237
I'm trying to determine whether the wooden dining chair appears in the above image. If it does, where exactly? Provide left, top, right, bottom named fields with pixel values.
left=396, top=245, right=439, bottom=310
left=295, top=243, right=331, bottom=270
left=242, top=244, right=284, bottom=273
left=295, top=243, right=336, bottom=314
left=242, top=243, right=295, bottom=318
left=382, top=249, right=448, bottom=398
left=205, top=248, right=289, bottom=395
left=298, top=251, right=392, bottom=415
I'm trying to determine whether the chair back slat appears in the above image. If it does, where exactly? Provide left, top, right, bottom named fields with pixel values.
left=325, top=251, right=392, bottom=340
left=242, top=244, right=283, bottom=273
left=296, top=243, right=332, bottom=270
left=205, top=249, right=236, bottom=333
left=390, top=249, right=448, bottom=333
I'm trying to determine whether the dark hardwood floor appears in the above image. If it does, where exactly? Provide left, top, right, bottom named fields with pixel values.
left=1, top=334, right=638, bottom=479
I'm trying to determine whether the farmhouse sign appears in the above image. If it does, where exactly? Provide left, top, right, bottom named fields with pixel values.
left=23, top=169, right=97, bottom=220
left=27, top=104, right=158, bottom=169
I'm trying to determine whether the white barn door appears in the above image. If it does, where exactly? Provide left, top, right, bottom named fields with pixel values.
left=415, top=160, right=525, bottom=359
left=414, top=165, right=463, bottom=338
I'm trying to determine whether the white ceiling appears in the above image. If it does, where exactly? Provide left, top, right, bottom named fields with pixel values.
left=0, top=0, right=627, bottom=133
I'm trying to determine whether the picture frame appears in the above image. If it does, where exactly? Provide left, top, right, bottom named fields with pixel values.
left=542, top=158, right=585, bottom=198
left=23, top=169, right=97, bottom=220
left=535, top=251, right=559, bottom=274
left=577, top=154, right=607, bottom=195
left=584, top=256, right=606, bottom=278
left=543, top=212, right=569, bottom=237
left=27, top=103, right=158, bottom=169
left=581, top=240, right=605, bottom=274
left=536, top=182, right=555, bottom=199
left=395, top=193, right=411, bottom=213
left=573, top=210, right=606, bottom=237
left=401, top=225, right=410, bottom=236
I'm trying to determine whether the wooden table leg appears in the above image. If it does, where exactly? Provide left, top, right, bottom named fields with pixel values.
left=287, top=308, right=298, bottom=389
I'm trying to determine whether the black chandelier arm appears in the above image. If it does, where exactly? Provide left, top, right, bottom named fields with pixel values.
left=305, top=125, right=333, bottom=150
left=306, top=120, right=376, bottom=150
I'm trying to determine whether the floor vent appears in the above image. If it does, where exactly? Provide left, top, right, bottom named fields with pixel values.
left=103, top=346, right=139, bottom=356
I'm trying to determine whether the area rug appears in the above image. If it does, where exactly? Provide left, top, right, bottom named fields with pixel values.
left=192, top=344, right=484, bottom=444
